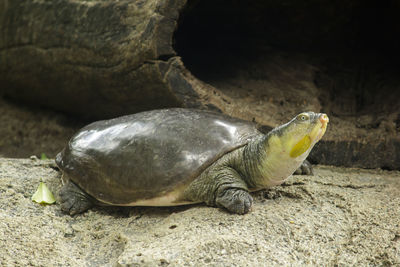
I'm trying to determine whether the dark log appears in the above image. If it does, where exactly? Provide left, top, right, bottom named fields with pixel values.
left=0, top=0, right=202, bottom=118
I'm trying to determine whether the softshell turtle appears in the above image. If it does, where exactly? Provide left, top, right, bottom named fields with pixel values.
left=56, top=108, right=329, bottom=215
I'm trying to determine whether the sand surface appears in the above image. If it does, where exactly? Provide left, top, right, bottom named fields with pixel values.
left=0, top=158, right=399, bottom=266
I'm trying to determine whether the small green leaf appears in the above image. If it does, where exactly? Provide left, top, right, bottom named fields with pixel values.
left=40, top=153, right=48, bottom=160
left=32, top=181, right=56, bottom=204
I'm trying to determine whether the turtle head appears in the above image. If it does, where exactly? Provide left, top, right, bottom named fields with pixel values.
left=267, top=112, right=329, bottom=161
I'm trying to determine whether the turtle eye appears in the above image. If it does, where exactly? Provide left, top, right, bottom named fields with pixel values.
left=297, top=113, right=309, bottom=121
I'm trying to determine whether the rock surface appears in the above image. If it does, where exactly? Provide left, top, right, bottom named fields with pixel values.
left=0, top=0, right=190, bottom=118
left=1, top=0, right=400, bottom=169
left=1, top=158, right=399, bottom=266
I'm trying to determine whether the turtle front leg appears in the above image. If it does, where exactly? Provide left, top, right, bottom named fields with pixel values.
left=183, top=166, right=253, bottom=215
left=212, top=167, right=253, bottom=214
left=294, top=159, right=313, bottom=175
left=215, top=185, right=253, bottom=215
left=59, top=181, right=94, bottom=215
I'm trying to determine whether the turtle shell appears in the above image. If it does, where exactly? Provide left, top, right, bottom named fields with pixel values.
left=56, top=108, right=262, bottom=205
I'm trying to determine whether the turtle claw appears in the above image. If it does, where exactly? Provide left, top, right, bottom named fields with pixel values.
left=59, top=181, right=93, bottom=215
left=294, top=160, right=313, bottom=175
left=216, top=189, right=253, bottom=215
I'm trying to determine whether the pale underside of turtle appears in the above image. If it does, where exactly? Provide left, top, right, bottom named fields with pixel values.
left=57, top=108, right=320, bottom=215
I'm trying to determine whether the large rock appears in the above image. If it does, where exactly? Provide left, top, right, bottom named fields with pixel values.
left=1, top=0, right=399, bottom=169
left=0, top=0, right=202, bottom=118
left=0, top=158, right=399, bottom=265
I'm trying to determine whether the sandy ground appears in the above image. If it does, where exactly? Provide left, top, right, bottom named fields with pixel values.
left=0, top=158, right=399, bottom=266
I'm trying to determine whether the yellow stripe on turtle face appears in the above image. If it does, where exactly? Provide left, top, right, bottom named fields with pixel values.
left=290, top=135, right=311, bottom=158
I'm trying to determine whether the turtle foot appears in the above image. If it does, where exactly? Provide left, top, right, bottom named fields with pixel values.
left=59, top=181, right=93, bottom=215
left=294, top=160, right=313, bottom=175
left=216, top=189, right=253, bottom=215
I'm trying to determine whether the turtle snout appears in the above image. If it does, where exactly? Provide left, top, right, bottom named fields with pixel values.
left=319, top=113, right=329, bottom=125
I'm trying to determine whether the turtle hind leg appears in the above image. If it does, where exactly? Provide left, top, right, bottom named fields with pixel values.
left=59, top=181, right=94, bottom=215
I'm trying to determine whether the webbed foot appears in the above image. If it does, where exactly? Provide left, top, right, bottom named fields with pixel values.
left=59, top=181, right=93, bottom=215
left=294, top=160, right=313, bottom=175
left=216, top=189, right=253, bottom=214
